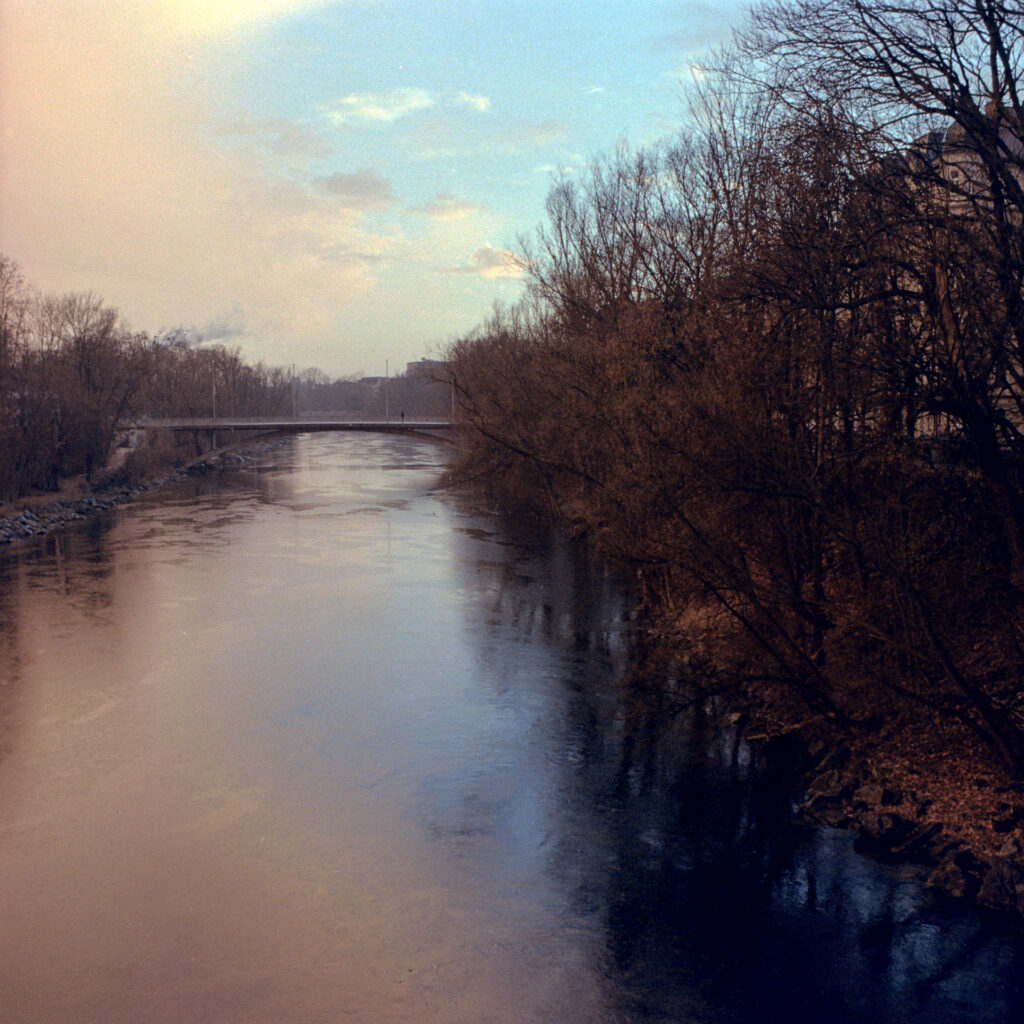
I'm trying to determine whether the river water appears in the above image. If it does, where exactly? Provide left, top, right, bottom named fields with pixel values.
left=0, top=433, right=1021, bottom=1023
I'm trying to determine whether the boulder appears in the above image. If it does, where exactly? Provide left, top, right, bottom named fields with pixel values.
left=801, top=792, right=851, bottom=828
left=977, top=854, right=1024, bottom=916
left=927, top=856, right=972, bottom=900
left=853, top=783, right=901, bottom=808
left=854, top=811, right=915, bottom=855
left=805, top=768, right=854, bottom=802
left=890, top=822, right=945, bottom=863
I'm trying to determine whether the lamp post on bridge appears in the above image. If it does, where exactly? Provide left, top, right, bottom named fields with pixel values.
left=385, top=358, right=390, bottom=425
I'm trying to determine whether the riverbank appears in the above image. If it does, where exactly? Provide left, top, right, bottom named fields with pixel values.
left=0, top=439, right=284, bottom=545
left=696, top=669, right=1023, bottom=922
left=632, top=620, right=1024, bottom=922
left=789, top=711, right=1024, bottom=920
left=455, top=470, right=1024, bottom=926
left=0, top=473, right=183, bottom=543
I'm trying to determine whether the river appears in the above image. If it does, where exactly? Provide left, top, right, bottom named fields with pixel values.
left=0, top=432, right=1021, bottom=1023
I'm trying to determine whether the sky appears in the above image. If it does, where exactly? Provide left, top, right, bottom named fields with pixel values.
left=0, top=0, right=749, bottom=379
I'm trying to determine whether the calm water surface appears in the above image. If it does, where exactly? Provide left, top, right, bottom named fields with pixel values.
left=0, top=433, right=1021, bottom=1023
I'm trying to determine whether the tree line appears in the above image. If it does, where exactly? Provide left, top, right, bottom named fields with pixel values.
left=446, top=0, right=1024, bottom=775
left=0, top=256, right=293, bottom=501
left=295, top=364, right=450, bottom=420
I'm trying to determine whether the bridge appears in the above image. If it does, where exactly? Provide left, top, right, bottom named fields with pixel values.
left=122, top=418, right=461, bottom=461
left=127, top=417, right=457, bottom=435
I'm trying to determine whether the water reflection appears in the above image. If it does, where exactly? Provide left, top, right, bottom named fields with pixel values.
left=0, top=518, right=127, bottom=779
left=0, top=560, right=24, bottom=767
left=0, top=434, right=1019, bottom=1023
left=452, top=512, right=1024, bottom=1024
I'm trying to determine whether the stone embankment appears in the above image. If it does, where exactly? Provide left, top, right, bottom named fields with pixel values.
left=0, top=445, right=273, bottom=545
left=0, top=476, right=180, bottom=544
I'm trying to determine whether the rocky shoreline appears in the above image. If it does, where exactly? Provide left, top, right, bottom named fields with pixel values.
left=0, top=473, right=183, bottom=544
left=0, top=442, right=281, bottom=546
left=792, top=733, right=1024, bottom=922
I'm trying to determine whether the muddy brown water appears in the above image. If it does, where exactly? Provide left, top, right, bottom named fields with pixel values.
left=0, top=433, right=1021, bottom=1023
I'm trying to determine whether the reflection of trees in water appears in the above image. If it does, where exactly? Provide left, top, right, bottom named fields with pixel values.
left=463, top=515, right=1024, bottom=1024
left=9, top=519, right=118, bottom=619
left=0, top=522, right=119, bottom=772
left=456, top=512, right=633, bottom=665
left=172, top=458, right=295, bottom=510
left=252, top=466, right=295, bottom=507
left=0, top=560, right=24, bottom=767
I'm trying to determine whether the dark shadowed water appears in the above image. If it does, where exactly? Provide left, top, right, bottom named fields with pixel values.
left=0, top=433, right=1021, bottom=1023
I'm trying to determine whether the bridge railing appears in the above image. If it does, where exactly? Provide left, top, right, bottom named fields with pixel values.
left=125, top=417, right=456, bottom=431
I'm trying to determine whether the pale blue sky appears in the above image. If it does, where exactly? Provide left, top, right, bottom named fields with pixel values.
left=0, top=0, right=749, bottom=377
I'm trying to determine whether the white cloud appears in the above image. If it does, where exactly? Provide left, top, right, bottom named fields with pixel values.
left=454, top=92, right=491, bottom=113
left=411, top=192, right=484, bottom=220
left=318, top=243, right=391, bottom=267
left=323, top=88, right=493, bottom=129
left=447, top=244, right=523, bottom=279
left=315, top=170, right=399, bottom=209
left=195, top=309, right=247, bottom=342
left=324, top=88, right=435, bottom=126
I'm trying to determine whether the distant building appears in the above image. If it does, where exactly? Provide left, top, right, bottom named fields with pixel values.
left=895, top=101, right=1024, bottom=437
left=906, top=100, right=1024, bottom=217
left=405, top=359, right=447, bottom=379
